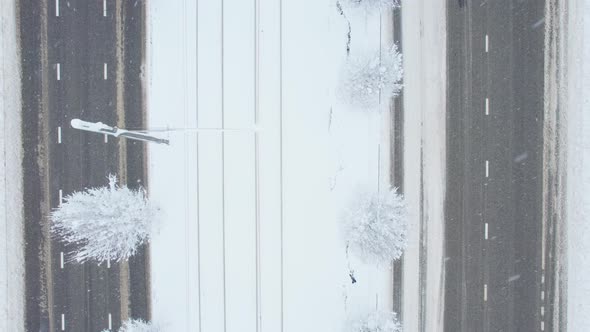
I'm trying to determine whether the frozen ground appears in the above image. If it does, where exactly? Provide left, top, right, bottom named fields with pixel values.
left=564, top=0, right=590, bottom=330
left=400, top=1, right=446, bottom=331
left=147, top=0, right=398, bottom=331
left=0, top=0, right=25, bottom=331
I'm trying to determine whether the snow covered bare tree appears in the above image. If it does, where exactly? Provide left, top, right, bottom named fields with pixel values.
left=339, top=0, right=401, bottom=13
left=101, top=319, right=160, bottom=332
left=338, top=45, right=403, bottom=110
left=346, top=310, right=402, bottom=332
left=343, top=188, right=408, bottom=266
left=51, top=174, right=158, bottom=263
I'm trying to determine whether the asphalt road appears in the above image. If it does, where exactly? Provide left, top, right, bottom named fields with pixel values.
left=21, top=1, right=149, bottom=331
left=445, top=1, right=547, bottom=331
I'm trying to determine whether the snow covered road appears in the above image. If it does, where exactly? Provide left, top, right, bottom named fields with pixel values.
left=400, top=1, right=446, bottom=331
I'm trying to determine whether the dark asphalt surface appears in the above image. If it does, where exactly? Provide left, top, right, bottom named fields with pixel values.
left=21, top=0, right=149, bottom=331
left=445, top=1, right=546, bottom=331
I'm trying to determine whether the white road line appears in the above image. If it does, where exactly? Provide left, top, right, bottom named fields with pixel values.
left=56, top=63, right=61, bottom=80
left=485, top=160, right=489, bottom=178
left=484, top=284, right=488, bottom=301
left=532, top=18, right=544, bottom=29
left=484, top=223, right=489, bottom=239
left=103, top=0, right=107, bottom=17
left=541, top=306, right=545, bottom=316
left=60, top=252, right=64, bottom=269
left=485, top=97, right=489, bottom=115
left=58, top=126, right=62, bottom=143
left=103, top=63, right=108, bottom=80
left=59, top=189, right=63, bottom=205
left=108, top=313, right=112, bottom=329
left=541, top=290, right=545, bottom=300
left=56, top=0, right=60, bottom=16
left=541, top=321, right=545, bottom=331
left=61, top=314, right=65, bottom=330
left=485, top=34, right=489, bottom=52
left=104, top=134, right=108, bottom=143
left=541, top=274, right=545, bottom=284
left=107, top=259, right=111, bottom=268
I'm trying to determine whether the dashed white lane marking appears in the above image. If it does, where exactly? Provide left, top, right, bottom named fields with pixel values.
left=484, top=223, right=489, bottom=239
left=107, top=259, right=111, bottom=268
left=484, top=284, right=488, bottom=301
left=56, top=63, right=61, bottom=80
left=485, top=35, right=489, bottom=53
left=532, top=18, right=544, bottom=29
left=541, top=290, right=545, bottom=300
left=103, top=0, right=107, bottom=16
left=541, top=274, right=545, bottom=284
left=61, top=314, right=65, bottom=330
left=541, top=306, right=545, bottom=316
left=108, top=313, right=112, bottom=329
left=58, top=126, right=62, bottom=143
left=56, top=0, right=60, bottom=16
left=60, top=252, right=64, bottom=269
left=59, top=189, right=63, bottom=205
left=103, top=63, right=108, bottom=80
left=485, top=160, right=489, bottom=178
left=541, top=321, right=545, bottom=331
left=485, top=97, right=489, bottom=115
left=104, top=134, right=108, bottom=143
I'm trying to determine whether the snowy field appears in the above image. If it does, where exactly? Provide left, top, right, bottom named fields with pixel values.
left=146, top=0, right=399, bottom=331
left=0, top=0, right=25, bottom=331
left=564, top=0, right=590, bottom=330
left=400, top=1, right=446, bottom=331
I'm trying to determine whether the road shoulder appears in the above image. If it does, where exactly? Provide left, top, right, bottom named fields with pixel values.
left=401, top=1, right=447, bottom=331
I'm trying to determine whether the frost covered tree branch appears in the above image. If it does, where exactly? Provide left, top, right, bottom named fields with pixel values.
left=51, top=174, right=159, bottom=263
left=338, top=45, right=403, bottom=110
left=346, top=310, right=402, bottom=332
left=342, top=188, right=408, bottom=266
left=101, top=319, right=160, bottom=332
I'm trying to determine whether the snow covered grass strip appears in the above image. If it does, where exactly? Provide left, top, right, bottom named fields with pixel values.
left=50, top=174, right=159, bottom=263
left=338, top=45, right=403, bottom=110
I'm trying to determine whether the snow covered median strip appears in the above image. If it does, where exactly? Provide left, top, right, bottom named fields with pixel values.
left=0, top=0, right=25, bottom=330
left=147, top=0, right=399, bottom=330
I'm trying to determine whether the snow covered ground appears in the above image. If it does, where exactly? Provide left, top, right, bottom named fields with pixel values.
left=146, top=0, right=398, bottom=331
left=0, top=0, right=25, bottom=331
left=400, top=1, right=446, bottom=331
left=563, top=0, right=590, bottom=330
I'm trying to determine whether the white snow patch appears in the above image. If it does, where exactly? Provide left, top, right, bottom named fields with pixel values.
left=0, top=0, right=25, bottom=330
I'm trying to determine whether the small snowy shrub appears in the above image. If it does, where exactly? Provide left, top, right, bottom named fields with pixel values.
left=343, top=188, right=408, bottom=265
left=51, top=174, right=158, bottom=263
left=338, top=45, right=403, bottom=110
left=346, top=310, right=402, bottom=332
left=101, top=319, right=160, bottom=332
left=340, top=0, right=401, bottom=13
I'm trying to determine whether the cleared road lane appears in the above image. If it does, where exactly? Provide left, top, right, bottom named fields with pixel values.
left=445, top=0, right=546, bottom=331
